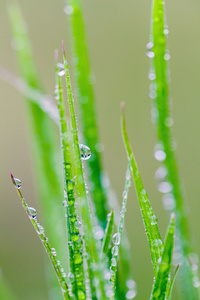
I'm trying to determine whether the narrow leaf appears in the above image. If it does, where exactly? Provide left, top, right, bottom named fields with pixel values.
left=121, top=103, right=163, bottom=274
left=151, top=213, right=175, bottom=300
left=166, top=264, right=180, bottom=300
left=102, top=210, right=114, bottom=255
left=10, top=174, right=70, bottom=300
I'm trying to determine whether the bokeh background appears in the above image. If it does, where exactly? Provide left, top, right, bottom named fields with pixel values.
left=1, top=0, right=200, bottom=299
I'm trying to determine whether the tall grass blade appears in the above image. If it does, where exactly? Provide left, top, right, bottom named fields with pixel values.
left=55, top=57, right=86, bottom=299
left=102, top=210, right=114, bottom=256
left=65, top=0, right=109, bottom=228
left=150, top=0, right=199, bottom=298
left=110, top=158, right=132, bottom=297
left=8, top=4, right=67, bottom=298
left=166, top=264, right=180, bottom=300
left=10, top=174, right=70, bottom=300
left=62, top=43, right=108, bottom=300
left=151, top=213, right=175, bottom=300
left=121, top=103, right=163, bottom=274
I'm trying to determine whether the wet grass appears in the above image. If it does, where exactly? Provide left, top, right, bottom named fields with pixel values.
left=2, top=0, right=200, bottom=299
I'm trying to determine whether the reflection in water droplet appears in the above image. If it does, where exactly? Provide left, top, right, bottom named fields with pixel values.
left=80, top=144, right=91, bottom=160
left=111, top=245, right=119, bottom=256
left=157, top=181, right=172, bottom=193
left=14, top=178, right=22, bottom=189
left=113, top=233, right=120, bottom=245
left=28, top=207, right=37, bottom=219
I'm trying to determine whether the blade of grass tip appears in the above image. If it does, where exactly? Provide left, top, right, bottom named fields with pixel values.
left=8, top=4, right=68, bottom=296
left=166, top=264, right=181, bottom=300
left=62, top=42, right=108, bottom=300
left=110, top=158, right=134, bottom=299
left=102, top=210, right=114, bottom=256
left=10, top=173, right=71, bottom=300
left=65, top=0, right=109, bottom=229
left=55, top=53, right=86, bottom=300
left=150, top=0, right=200, bottom=297
left=121, top=102, right=163, bottom=274
left=151, top=213, right=175, bottom=300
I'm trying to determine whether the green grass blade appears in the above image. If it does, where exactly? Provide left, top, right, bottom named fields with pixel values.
left=8, top=4, right=67, bottom=298
left=151, top=213, right=175, bottom=300
left=150, top=1, right=199, bottom=298
left=166, top=264, right=180, bottom=300
left=66, top=0, right=109, bottom=228
left=121, top=103, right=163, bottom=274
left=110, top=158, right=132, bottom=296
left=62, top=43, right=108, bottom=300
left=55, top=58, right=86, bottom=299
left=102, top=210, right=114, bottom=255
left=10, top=174, right=70, bottom=300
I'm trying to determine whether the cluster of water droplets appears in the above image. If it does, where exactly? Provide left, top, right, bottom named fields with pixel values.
left=125, top=279, right=137, bottom=299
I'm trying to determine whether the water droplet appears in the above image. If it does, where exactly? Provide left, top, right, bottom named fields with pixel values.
left=62, top=200, right=68, bottom=207
left=111, top=257, right=117, bottom=266
left=155, top=166, right=167, bottom=181
left=64, top=5, right=74, bottom=15
left=146, top=42, right=154, bottom=50
left=77, top=290, right=86, bottom=299
left=113, top=233, right=120, bottom=245
left=62, top=272, right=66, bottom=278
left=164, top=27, right=169, bottom=35
left=148, top=71, right=156, bottom=81
left=94, top=226, right=104, bottom=240
left=74, top=253, right=82, bottom=264
left=37, top=224, right=44, bottom=235
left=150, top=215, right=158, bottom=225
left=126, top=279, right=136, bottom=290
left=154, top=144, right=166, bottom=161
left=57, top=63, right=65, bottom=77
left=164, top=53, right=170, bottom=61
left=157, top=181, right=172, bottom=193
left=28, top=207, right=37, bottom=219
left=146, top=50, right=155, bottom=58
left=104, top=270, right=111, bottom=280
left=165, top=117, right=174, bottom=127
left=51, top=248, right=56, bottom=256
left=152, top=239, right=163, bottom=247
left=80, top=144, right=91, bottom=160
left=67, top=180, right=75, bottom=191
left=126, top=290, right=137, bottom=299
left=14, top=178, right=22, bottom=189
left=111, top=245, right=119, bottom=256
left=162, top=193, right=175, bottom=210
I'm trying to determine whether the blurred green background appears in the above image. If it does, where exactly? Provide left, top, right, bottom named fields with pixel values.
left=1, top=0, right=200, bottom=299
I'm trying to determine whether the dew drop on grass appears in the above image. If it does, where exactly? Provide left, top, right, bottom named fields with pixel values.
left=28, top=207, right=37, bottom=219
left=154, top=144, right=166, bottom=161
left=64, top=5, right=74, bottom=15
left=57, top=63, right=65, bottom=77
left=14, top=178, right=22, bottom=189
left=162, top=193, right=175, bottom=210
left=111, top=245, right=119, bottom=256
left=126, top=290, right=137, bottom=299
left=77, top=290, right=86, bottom=300
left=146, top=50, right=155, bottom=58
left=62, top=200, right=68, bottom=207
left=157, top=181, right=172, bottom=193
left=37, top=224, right=44, bottom=235
left=155, top=166, right=167, bottom=181
left=150, top=215, right=157, bottom=225
left=51, top=248, right=56, bottom=256
left=94, top=226, right=104, bottom=240
left=148, top=71, right=156, bottom=81
left=111, top=258, right=117, bottom=267
left=80, top=144, right=91, bottom=160
left=113, top=233, right=120, bottom=245
left=164, top=53, right=170, bottom=61
left=126, top=279, right=136, bottom=290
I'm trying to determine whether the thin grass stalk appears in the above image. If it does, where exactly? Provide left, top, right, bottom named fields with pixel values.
left=55, top=60, right=86, bottom=299
left=150, top=0, right=200, bottom=298
left=166, top=264, right=180, bottom=300
left=62, top=43, right=108, bottom=300
left=10, top=174, right=70, bottom=300
left=102, top=210, right=114, bottom=256
left=121, top=103, right=163, bottom=274
left=66, top=0, right=109, bottom=228
left=151, top=213, right=175, bottom=300
left=110, top=158, right=132, bottom=297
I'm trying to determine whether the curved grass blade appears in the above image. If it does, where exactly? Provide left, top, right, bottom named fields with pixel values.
left=150, top=0, right=199, bottom=298
left=166, top=264, right=180, bottom=300
left=151, top=213, right=175, bottom=300
left=102, top=210, right=114, bottom=256
left=8, top=4, right=67, bottom=290
left=62, top=43, right=108, bottom=300
left=121, top=103, right=163, bottom=274
left=66, top=0, right=109, bottom=228
left=10, top=173, right=70, bottom=300
left=110, top=158, right=132, bottom=297
left=55, top=58, right=86, bottom=299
